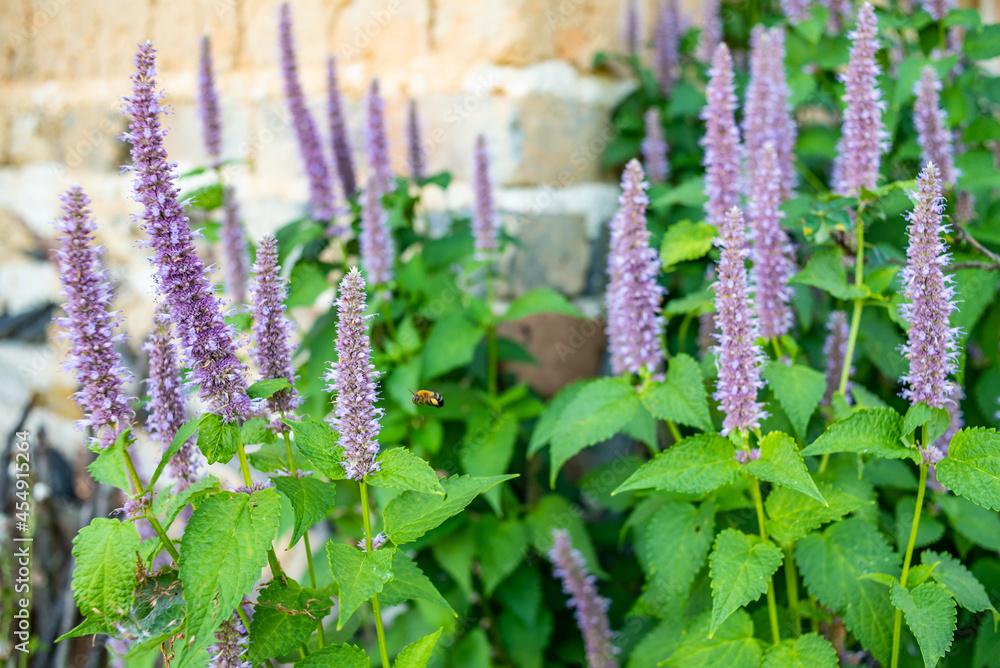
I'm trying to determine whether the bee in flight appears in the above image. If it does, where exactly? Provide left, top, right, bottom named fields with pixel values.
left=410, top=389, right=444, bottom=408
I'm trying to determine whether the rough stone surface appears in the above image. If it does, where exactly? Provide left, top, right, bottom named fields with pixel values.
left=499, top=313, right=607, bottom=398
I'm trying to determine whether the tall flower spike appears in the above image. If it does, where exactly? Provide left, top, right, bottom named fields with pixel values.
left=701, top=43, right=742, bottom=229
left=279, top=4, right=336, bottom=222
left=743, top=26, right=797, bottom=199
left=642, top=108, right=670, bottom=185
left=624, top=0, right=640, bottom=55
left=208, top=609, right=251, bottom=668
left=198, top=35, right=223, bottom=167
left=365, top=79, right=393, bottom=197
left=821, top=0, right=855, bottom=31
left=360, top=177, right=395, bottom=288
left=221, top=186, right=250, bottom=303
left=899, top=162, right=960, bottom=409
left=832, top=3, right=888, bottom=197
left=921, top=0, right=955, bottom=21
left=749, top=143, right=796, bottom=340
left=54, top=186, right=134, bottom=450
left=699, top=0, right=722, bottom=63
left=653, top=0, right=681, bottom=95
left=821, top=310, right=852, bottom=406
left=325, top=268, right=383, bottom=480
left=713, top=207, right=768, bottom=435
left=122, top=41, right=251, bottom=423
left=327, top=56, right=358, bottom=201
left=250, top=235, right=301, bottom=428
left=549, top=529, right=619, bottom=668
left=913, top=66, right=958, bottom=186
left=407, top=98, right=426, bottom=180
left=144, top=309, right=202, bottom=488
left=606, top=159, right=666, bottom=377
left=780, top=0, right=811, bottom=24
left=472, top=134, right=501, bottom=261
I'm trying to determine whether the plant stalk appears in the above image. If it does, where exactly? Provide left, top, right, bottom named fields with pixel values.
left=891, top=432, right=929, bottom=668
left=123, top=447, right=182, bottom=564
left=784, top=545, right=801, bottom=637
left=360, top=482, right=391, bottom=667
left=236, top=437, right=287, bottom=582
left=749, top=474, right=781, bottom=645
left=486, top=262, right=498, bottom=398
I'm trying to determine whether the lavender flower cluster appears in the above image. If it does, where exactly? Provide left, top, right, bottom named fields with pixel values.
left=701, top=44, right=742, bottom=229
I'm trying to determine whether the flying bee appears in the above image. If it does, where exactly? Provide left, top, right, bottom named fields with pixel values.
left=410, top=389, right=444, bottom=408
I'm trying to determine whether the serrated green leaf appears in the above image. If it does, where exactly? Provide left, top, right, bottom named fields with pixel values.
left=789, top=247, right=865, bottom=300
left=613, top=434, right=741, bottom=495
left=158, top=476, right=219, bottom=532
left=765, top=483, right=868, bottom=546
left=297, top=643, right=370, bottom=667
left=395, top=628, right=443, bottom=668
left=761, top=363, right=826, bottom=441
left=661, top=609, right=762, bottom=668
left=55, top=615, right=105, bottom=642
left=179, top=489, right=281, bottom=652
left=422, top=311, right=485, bottom=381
left=367, top=447, right=444, bottom=496
left=708, top=528, right=783, bottom=636
left=246, top=377, right=292, bottom=399
left=147, top=418, right=199, bottom=491
left=936, top=493, right=1000, bottom=551
left=196, top=413, right=241, bottom=464
left=460, top=411, right=518, bottom=513
left=746, top=432, right=825, bottom=503
left=246, top=439, right=308, bottom=473
left=643, top=502, right=715, bottom=618
left=284, top=418, right=346, bottom=480
left=71, top=519, right=140, bottom=630
left=475, top=516, right=528, bottom=595
left=936, top=427, right=1000, bottom=512
left=527, top=380, right=587, bottom=456
left=326, top=542, right=395, bottom=629
left=380, top=551, right=455, bottom=615
left=240, top=417, right=277, bottom=447
left=384, top=474, right=517, bottom=545
left=801, top=408, right=912, bottom=460
left=273, top=475, right=337, bottom=548
left=114, top=572, right=185, bottom=654
left=641, top=354, right=712, bottom=430
left=660, top=220, right=717, bottom=269
left=551, top=377, right=640, bottom=485
left=761, top=633, right=838, bottom=668
left=87, top=434, right=130, bottom=490
left=499, top=287, right=583, bottom=322
left=248, top=579, right=332, bottom=664
left=890, top=581, right=957, bottom=668
left=922, top=549, right=999, bottom=622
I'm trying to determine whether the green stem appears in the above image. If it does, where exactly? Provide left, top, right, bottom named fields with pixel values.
left=486, top=263, right=498, bottom=398
left=784, top=545, right=801, bottom=637
left=123, top=448, right=182, bottom=564
left=666, top=420, right=682, bottom=444
left=360, top=482, right=391, bottom=667
left=750, top=475, right=781, bottom=645
left=676, top=313, right=693, bottom=357
left=236, top=438, right=287, bottom=581
left=771, top=338, right=783, bottom=361
left=891, top=450, right=929, bottom=668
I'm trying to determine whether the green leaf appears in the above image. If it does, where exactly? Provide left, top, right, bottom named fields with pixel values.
left=524, top=494, right=606, bottom=579
left=746, top=432, right=825, bottom=504
left=179, top=489, right=281, bottom=652
left=158, top=476, right=219, bottom=532
left=973, top=615, right=1000, bottom=667
left=297, top=643, right=370, bottom=667
left=651, top=176, right=707, bottom=208
left=613, top=434, right=741, bottom=495
left=395, top=628, right=443, bottom=668
left=422, top=311, right=485, bottom=381
left=761, top=364, right=826, bottom=441
left=922, top=550, right=999, bottom=622
left=551, top=377, right=640, bottom=485
left=55, top=616, right=105, bottom=642
left=935, top=427, right=1000, bottom=512
left=801, top=408, right=912, bottom=460
left=789, top=247, right=864, bottom=300
left=383, top=474, right=517, bottom=545
left=762, top=633, right=837, bottom=668
left=475, top=516, right=528, bottom=595
left=527, top=381, right=586, bottom=456
left=708, top=528, right=783, bottom=636
left=935, top=493, right=1000, bottom=552
left=240, top=417, right=277, bottom=447
left=248, top=579, right=332, bottom=664
left=431, top=528, right=476, bottom=594
left=246, top=377, right=292, bottom=399
left=640, top=354, right=713, bottom=430
left=895, top=497, right=945, bottom=551
left=380, top=551, right=455, bottom=615
left=660, top=221, right=717, bottom=269
left=643, top=502, right=716, bottom=618
left=326, top=542, right=395, bottom=629
left=499, top=287, right=583, bottom=322
left=460, top=411, right=519, bottom=513
left=965, top=24, right=1000, bottom=61
left=766, top=484, right=867, bottom=546
left=87, top=433, right=130, bottom=490
left=284, top=418, right=346, bottom=480
left=890, top=581, right=957, bottom=668
left=367, top=447, right=445, bottom=496
left=147, top=417, right=199, bottom=491
left=71, top=519, right=140, bottom=630
left=273, top=475, right=337, bottom=548
left=661, top=609, right=763, bottom=668
left=196, top=413, right=241, bottom=464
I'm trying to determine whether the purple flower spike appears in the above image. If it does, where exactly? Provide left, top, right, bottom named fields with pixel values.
left=822, top=0, right=855, bottom=30
left=407, top=98, right=426, bottom=180
left=365, top=79, right=393, bottom=197
left=198, top=35, right=223, bottom=167
left=221, top=186, right=250, bottom=303
left=749, top=143, right=796, bottom=340
left=325, top=268, right=383, bottom=480
left=701, top=43, right=742, bottom=229
left=624, top=0, right=640, bottom=55
left=549, top=529, right=619, bottom=668
left=279, top=4, right=336, bottom=222
left=713, top=207, right=768, bottom=436
left=327, top=56, right=358, bottom=201
left=653, top=0, right=681, bottom=95
left=54, top=186, right=134, bottom=450
left=250, top=235, right=301, bottom=426
left=121, top=41, right=251, bottom=424
left=144, top=310, right=202, bottom=488
left=606, top=159, right=666, bottom=378
left=473, top=134, right=501, bottom=261
left=899, top=162, right=960, bottom=409
left=832, top=3, right=888, bottom=197
left=781, top=0, right=811, bottom=24
left=208, top=610, right=251, bottom=668
left=914, top=66, right=958, bottom=185
left=360, top=178, right=395, bottom=289
left=743, top=26, right=797, bottom=199
left=821, top=310, right=852, bottom=406
left=921, top=0, right=955, bottom=20
left=699, top=0, right=722, bottom=63
left=642, top=108, right=670, bottom=185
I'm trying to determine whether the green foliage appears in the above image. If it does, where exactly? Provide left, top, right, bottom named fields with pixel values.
left=246, top=377, right=292, bottom=399
left=921, top=550, right=999, bottom=622
left=890, top=581, right=957, bottom=668
left=765, top=484, right=868, bottom=546
left=746, top=432, right=826, bottom=503
left=421, top=311, right=485, bottom=381
left=935, top=427, right=1000, bottom=511
left=368, top=447, right=445, bottom=495
left=761, top=633, right=838, bottom=668
left=761, top=363, right=826, bottom=441
left=195, top=413, right=241, bottom=464
left=87, top=432, right=130, bottom=490
left=248, top=579, right=332, bottom=663
left=708, top=528, right=783, bottom=636
left=660, top=220, right=717, bottom=269
left=614, top=433, right=740, bottom=495
left=380, top=551, right=456, bottom=614
left=71, top=519, right=141, bottom=632
left=273, top=474, right=337, bottom=547
left=661, top=610, right=762, bottom=668
left=395, top=628, right=443, bottom=668
left=642, top=502, right=715, bottom=618
left=801, top=408, right=912, bottom=460
left=640, top=353, right=713, bottom=430
left=297, top=643, right=370, bottom=667
left=284, top=418, right=346, bottom=480
left=326, top=542, right=395, bottom=629
left=499, top=286, right=584, bottom=322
